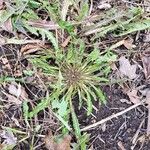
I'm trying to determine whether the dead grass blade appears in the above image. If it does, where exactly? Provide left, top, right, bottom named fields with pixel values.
left=61, top=0, right=72, bottom=21
left=0, top=37, right=43, bottom=45
left=20, top=44, right=48, bottom=55
left=28, top=20, right=59, bottom=30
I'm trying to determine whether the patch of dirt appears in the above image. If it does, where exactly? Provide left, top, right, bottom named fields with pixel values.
left=76, top=85, right=150, bottom=150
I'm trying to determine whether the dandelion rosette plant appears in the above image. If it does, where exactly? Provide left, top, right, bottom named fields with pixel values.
left=31, top=39, right=116, bottom=115
left=27, top=38, right=116, bottom=149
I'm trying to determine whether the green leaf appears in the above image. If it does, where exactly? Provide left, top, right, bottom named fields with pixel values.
left=23, top=101, right=30, bottom=127
left=58, top=100, right=68, bottom=116
left=83, top=88, right=92, bottom=116
left=77, top=1, right=89, bottom=21
left=88, top=48, right=100, bottom=61
left=39, top=28, right=59, bottom=50
left=28, top=0, right=41, bottom=8
left=23, top=70, right=34, bottom=76
left=22, top=9, right=39, bottom=20
left=91, top=84, right=106, bottom=104
left=29, top=98, right=49, bottom=118
left=52, top=99, right=68, bottom=116
left=71, top=107, right=81, bottom=138
left=78, top=133, right=89, bottom=150
left=86, top=88, right=97, bottom=101
left=54, top=113, right=71, bottom=131
left=69, top=98, right=81, bottom=138
left=30, top=58, right=58, bottom=75
left=23, top=101, right=29, bottom=119
left=58, top=20, right=74, bottom=35
left=0, top=9, right=15, bottom=26
left=24, top=23, right=39, bottom=36
left=42, top=1, right=60, bottom=22
left=117, top=19, right=150, bottom=36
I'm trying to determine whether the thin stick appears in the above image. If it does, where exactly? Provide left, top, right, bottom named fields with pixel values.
left=81, top=100, right=145, bottom=131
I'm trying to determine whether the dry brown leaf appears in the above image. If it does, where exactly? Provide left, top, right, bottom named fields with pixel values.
left=2, top=57, right=11, bottom=70
left=126, top=89, right=141, bottom=104
left=137, top=135, right=145, bottom=143
left=143, top=32, right=150, bottom=42
left=141, top=55, right=150, bottom=80
left=4, top=92, right=22, bottom=105
left=0, top=144, right=4, bottom=150
left=117, top=141, right=126, bottom=150
left=101, top=123, right=106, bottom=132
left=132, top=119, right=144, bottom=145
left=8, top=84, right=21, bottom=98
left=44, top=130, right=56, bottom=150
left=0, top=0, right=4, bottom=10
left=44, top=130, right=71, bottom=150
left=0, top=130, right=17, bottom=146
left=120, top=99, right=132, bottom=104
left=20, top=43, right=50, bottom=55
left=8, top=83, right=28, bottom=102
left=144, top=0, right=150, bottom=12
left=119, top=56, right=137, bottom=79
left=1, top=18, right=13, bottom=32
left=61, top=36, right=71, bottom=48
left=98, top=3, right=111, bottom=10
left=123, top=38, right=135, bottom=49
left=56, top=135, right=71, bottom=150
left=20, top=44, right=43, bottom=55
left=146, top=90, right=150, bottom=135
left=61, top=0, right=72, bottom=21
left=146, top=90, right=150, bottom=108
left=28, top=20, right=59, bottom=30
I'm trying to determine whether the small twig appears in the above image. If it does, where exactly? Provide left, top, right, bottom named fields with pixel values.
left=81, top=100, right=145, bottom=131
left=131, top=119, right=145, bottom=150
left=89, top=0, right=93, bottom=15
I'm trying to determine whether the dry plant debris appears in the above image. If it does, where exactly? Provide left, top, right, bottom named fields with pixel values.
left=0, top=0, right=150, bottom=149
left=44, top=130, right=71, bottom=150
left=119, top=56, right=137, bottom=79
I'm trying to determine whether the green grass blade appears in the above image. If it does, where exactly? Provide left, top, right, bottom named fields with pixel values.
left=29, top=98, right=49, bottom=118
